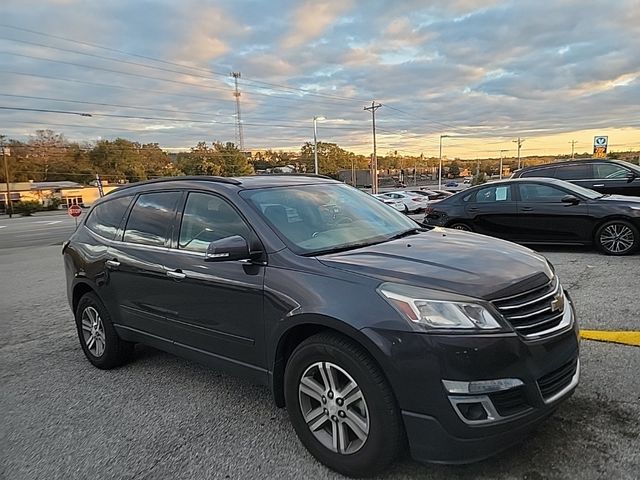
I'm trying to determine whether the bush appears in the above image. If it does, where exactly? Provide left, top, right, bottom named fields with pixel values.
left=14, top=200, right=42, bottom=216
left=44, top=197, right=62, bottom=211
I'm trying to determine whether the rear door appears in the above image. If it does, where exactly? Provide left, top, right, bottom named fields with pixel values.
left=554, top=163, right=593, bottom=190
left=106, top=190, right=183, bottom=342
left=591, top=162, right=640, bottom=196
left=515, top=182, right=592, bottom=243
left=464, top=184, right=519, bottom=239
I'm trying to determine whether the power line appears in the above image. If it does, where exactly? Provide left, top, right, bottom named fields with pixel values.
left=0, top=24, right=368, bottom=103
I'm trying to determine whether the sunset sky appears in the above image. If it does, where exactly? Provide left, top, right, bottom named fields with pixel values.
left=1, top=0, right=639, bottom=158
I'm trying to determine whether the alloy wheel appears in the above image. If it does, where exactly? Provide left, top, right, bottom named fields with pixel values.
left=451, top=223, right=471, bottom=231
left=599, top=223, right=635, bottom=254
left=298, top=361, right=370, bottom=455
left=81, top=306, right=106, bottom=357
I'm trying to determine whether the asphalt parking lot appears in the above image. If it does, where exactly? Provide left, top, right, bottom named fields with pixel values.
left=1, top=240, right=638, bottom=479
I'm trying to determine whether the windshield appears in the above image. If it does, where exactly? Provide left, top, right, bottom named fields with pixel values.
left=241, top=183, right=419, bottom=255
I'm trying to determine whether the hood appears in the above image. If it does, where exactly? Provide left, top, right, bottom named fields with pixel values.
left=596, top=194, right=640, bottom=204
left=318, top=228, right=553, bottom=299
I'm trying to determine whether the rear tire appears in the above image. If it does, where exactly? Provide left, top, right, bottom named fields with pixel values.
left=284, top=333, right=404, bottom=477
left=595, top=220, right=639, bottom=255
left=448, top=222, right=473, bottom=232
left=75, top=292, right=133, bottom=369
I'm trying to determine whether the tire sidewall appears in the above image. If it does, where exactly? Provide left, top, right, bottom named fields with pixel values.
left=284, top=339, right=399, bottom=477
left=595, top=220, right=639, bottom=256
left=449, top=222, right=472, bottom=232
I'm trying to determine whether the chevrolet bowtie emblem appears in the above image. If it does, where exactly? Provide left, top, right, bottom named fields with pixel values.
left=550, top=293, right=565, bottom=313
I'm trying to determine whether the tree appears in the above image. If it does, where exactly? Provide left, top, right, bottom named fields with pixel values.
left=448, top=161, right=461, bottom=177
left=299, top=142, right=358, bottom=177
left=176, top=142, right=253, bottom=177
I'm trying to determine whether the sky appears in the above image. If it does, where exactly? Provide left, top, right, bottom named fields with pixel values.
left=1, top=0, right=639, bottom=159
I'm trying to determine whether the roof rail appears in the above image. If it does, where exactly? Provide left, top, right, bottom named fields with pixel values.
left=258, top=173, right=335, bottom=180
left=112, top=175, right=242, bottom=191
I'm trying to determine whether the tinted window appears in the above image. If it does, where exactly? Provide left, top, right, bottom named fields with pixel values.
left=474, top=185, right=512, bottom=203
left=518, top=184, right=567, bottom=202
left=123, top=192, right=181, bottom=247
left=521, top=166, right=556, bottom=178
left=555, top=164, right=591, bottom=180
left=179, top=193, right=252, bottom=253
left=85, top=195, right=133, bottom=240
left=594, top=163, right=630, bottom=179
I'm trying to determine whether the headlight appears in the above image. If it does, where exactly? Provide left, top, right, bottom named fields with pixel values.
left=378, top=283, right=501, bottom=330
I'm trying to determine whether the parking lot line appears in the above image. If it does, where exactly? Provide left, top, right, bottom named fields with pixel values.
left=580, top=330, right=640, bottom=347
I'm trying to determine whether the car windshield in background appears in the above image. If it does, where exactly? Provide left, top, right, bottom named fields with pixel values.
left=241, top=184, right=418, bottom=255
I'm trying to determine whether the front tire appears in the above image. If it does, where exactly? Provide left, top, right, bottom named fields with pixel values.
left=448, top=222, right=473, bottom=232
left=75, top=292, right=133, bottom=369
left=284, top=333, right=404, bottom=477
left=595, top=220, right=639, bottom=255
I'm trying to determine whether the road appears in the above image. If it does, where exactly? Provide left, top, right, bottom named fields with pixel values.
left=0, top=212, right=79, bottom=249
left=1, top=244, right=639, bottom=479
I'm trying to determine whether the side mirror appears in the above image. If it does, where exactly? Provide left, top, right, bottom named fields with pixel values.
left=561, top=194, right=580, bottom=205
left=626, top=172, right=637, bottom=183
left=205, top=235, right=251, bottom=262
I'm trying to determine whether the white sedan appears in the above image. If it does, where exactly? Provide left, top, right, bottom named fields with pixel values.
left=379, top=191, right=430, bottom=213
left=372, top=194, right=407, bottom=213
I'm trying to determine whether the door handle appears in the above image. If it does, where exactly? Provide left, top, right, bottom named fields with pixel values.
left=105, top=259, right=120, bottom=269
left=520, top=207, right=533, bottom=212
left=467, top=207, right=479, bottom=212
left=592, top=184, right=605, bottom=187
left=166, top=269, right=186, bottom=280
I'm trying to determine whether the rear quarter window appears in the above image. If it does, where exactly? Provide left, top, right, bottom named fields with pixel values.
left=85, top=195, right=134, bottom=240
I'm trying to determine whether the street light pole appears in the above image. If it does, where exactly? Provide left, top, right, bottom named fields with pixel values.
left=439, top=135, right=450, bottom=190
left=1, top=140, right=12, bottom=218
left=313, top=116, right=325, bottom=175
left=499, top=149, right=509, bottom=179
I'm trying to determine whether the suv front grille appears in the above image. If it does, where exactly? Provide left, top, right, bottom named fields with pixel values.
left=537, top=358, right=578, bottom=401
left=491, top=276, right=566, bottom=337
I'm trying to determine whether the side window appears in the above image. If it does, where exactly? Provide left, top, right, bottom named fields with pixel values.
left=521, top=166, right=556, bottom=178
left=555, top=164, right=591, bottom=180
left=85, top=195, right=133, bottom=240
left=518, top=184, right=567, bottom=202
left=474, top=185, right=512, bottom=203
left=594, top=163, right=629, bottom=179
left=123, top=192, right=181, bottom=247
left=178, top=192, right=252, bottom=253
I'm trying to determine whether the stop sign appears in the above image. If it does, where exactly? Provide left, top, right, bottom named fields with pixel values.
left=68, top=204, right=82, bottom=217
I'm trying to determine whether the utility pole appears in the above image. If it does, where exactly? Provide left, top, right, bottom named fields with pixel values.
left=499, top=149, right=509, bottom=179
left=364, top=102, right=382, bottom=193
left=439, top=135, right=450, bottom=189
left=312, top=116, right=325, bottom=175
left=569, top=140, right=577, bottom=159
left=513, top=137, right=525, bottom=169
left=2, top=140, right=12, bottom=218
left=231, top=72, right=244, bottom=152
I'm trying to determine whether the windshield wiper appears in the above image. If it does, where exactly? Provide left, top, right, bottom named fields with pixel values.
left=385, top=227, right=424, bottom=241
left=304, top=241, right=383, bottom=257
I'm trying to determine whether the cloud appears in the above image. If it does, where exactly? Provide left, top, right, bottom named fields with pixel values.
left=281, top=0, right=354, bottom=49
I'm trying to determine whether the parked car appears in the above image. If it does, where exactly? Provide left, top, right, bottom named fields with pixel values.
left=64, top=175, right=579, bottom=476
left=423, top=178, right=640, bottom=255
left=512, top=159, right=640, bottom=197
left=430, top=189, right=454, bottom=199
left=380, top=191, right=429, bottom=212
left=373, top=193, right=406, bottom=213
left=410, top=189, right=454, bottom=201
left=445, top=181, right=459, bottom=187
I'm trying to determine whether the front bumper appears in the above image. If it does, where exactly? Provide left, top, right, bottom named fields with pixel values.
left=362, top=297, right=579, bottom=464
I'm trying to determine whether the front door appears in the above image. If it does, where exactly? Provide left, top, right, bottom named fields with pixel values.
left=162, top=191, right=266, bottom=371
left=515, top=182, right=592, bottom=243
left=590, top=162, right=640, bottom=196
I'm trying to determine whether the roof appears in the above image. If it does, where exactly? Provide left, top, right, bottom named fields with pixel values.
left=110, top=174, right=338, bottom=193
left=29, top=181, right=83, bottom=189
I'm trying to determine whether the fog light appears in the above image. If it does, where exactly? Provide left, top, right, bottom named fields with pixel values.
left=442, top=378, right=524, bottom=394
left=457, top=402, right=488, bottom=421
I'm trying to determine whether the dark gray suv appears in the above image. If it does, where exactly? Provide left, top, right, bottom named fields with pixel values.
left=512, top=159, right=640, bottom=196
left=63, top=175, right=580, bottom=477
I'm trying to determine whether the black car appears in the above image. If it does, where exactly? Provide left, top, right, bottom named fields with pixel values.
left=424, top=178, right=640, bottom=255
left=512, top=159, right=640, bottom=196
left=63, top=175, right=580, bottom=476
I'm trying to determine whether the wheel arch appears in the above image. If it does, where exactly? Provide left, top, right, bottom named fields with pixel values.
left=269, top=314, right=397, bottom=408
left=71, top=280, right=98, bottom=314
left=593, top=215, right=639, bottom=240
